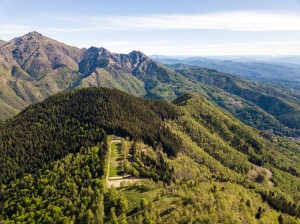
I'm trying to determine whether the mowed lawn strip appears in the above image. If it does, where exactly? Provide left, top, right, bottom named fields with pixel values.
left=109, top=142, right=123, bottom=177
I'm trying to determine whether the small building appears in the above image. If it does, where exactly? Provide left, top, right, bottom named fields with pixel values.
left=112, top=136, right=122, bottom=140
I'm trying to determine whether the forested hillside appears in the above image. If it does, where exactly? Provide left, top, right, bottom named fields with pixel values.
left=1, top=87, right=300, bottom=223
left=169, top=64, right=300, bottom=136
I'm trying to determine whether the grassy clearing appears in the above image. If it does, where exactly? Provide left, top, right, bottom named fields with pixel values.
left=120, top=186, right=159, bottom=210
left=109, top=142, right=123, bottom=177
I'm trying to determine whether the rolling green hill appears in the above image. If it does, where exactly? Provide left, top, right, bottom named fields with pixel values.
left=0, top=87, right=300, bottom=223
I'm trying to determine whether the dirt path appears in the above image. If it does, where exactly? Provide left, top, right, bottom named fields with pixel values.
left=106, top=177, right=143, bottom=188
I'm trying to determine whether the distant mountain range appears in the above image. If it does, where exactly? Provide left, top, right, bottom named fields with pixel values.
left=153, top=56, right=300, bottom=82
left=153, top=55, right=300, bottom=65
left=0, top=32, right=299, bottom=136
left=154, top=56, right=300, bottom=94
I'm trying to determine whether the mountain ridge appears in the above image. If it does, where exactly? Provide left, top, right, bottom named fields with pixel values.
left=0, top=32, right=299, bottom=137
left=0, top=32, right=202, bottom=119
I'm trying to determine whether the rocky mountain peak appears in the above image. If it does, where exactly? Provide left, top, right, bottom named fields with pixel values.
left=127, top=50, right=149, bottom=67
left=12, top=31, right=46, bottom=47
left=79, top=46, right=154, bottom=75
left=0, top=32, right=83, bottom=80
left=129, top=50, right=147, bottom=58
left=98, top=47, right=111, bottom=55
left=24, top=31, right=44, bottom=39
left=83, top=47, right=112, bottom=59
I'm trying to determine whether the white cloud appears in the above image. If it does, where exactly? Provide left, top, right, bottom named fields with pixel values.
left=78, top=11, right=300, bottom=32
left=8, top=11, right=298, bottom=34
left=1, top=11, right=300, bottom=36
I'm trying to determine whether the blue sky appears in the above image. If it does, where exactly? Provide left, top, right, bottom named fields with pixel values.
left=0, top=0, right=300, bottom=56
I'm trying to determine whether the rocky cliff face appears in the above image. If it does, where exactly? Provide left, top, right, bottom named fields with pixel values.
left=79, top=47, right=155, bottom=75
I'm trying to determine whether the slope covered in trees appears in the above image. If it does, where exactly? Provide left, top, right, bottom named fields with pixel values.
left=0, top=87, right=180, bottom=184
left=169, top=64, right=300, bottom=136
left=0, top=87, right=300, bottom=223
